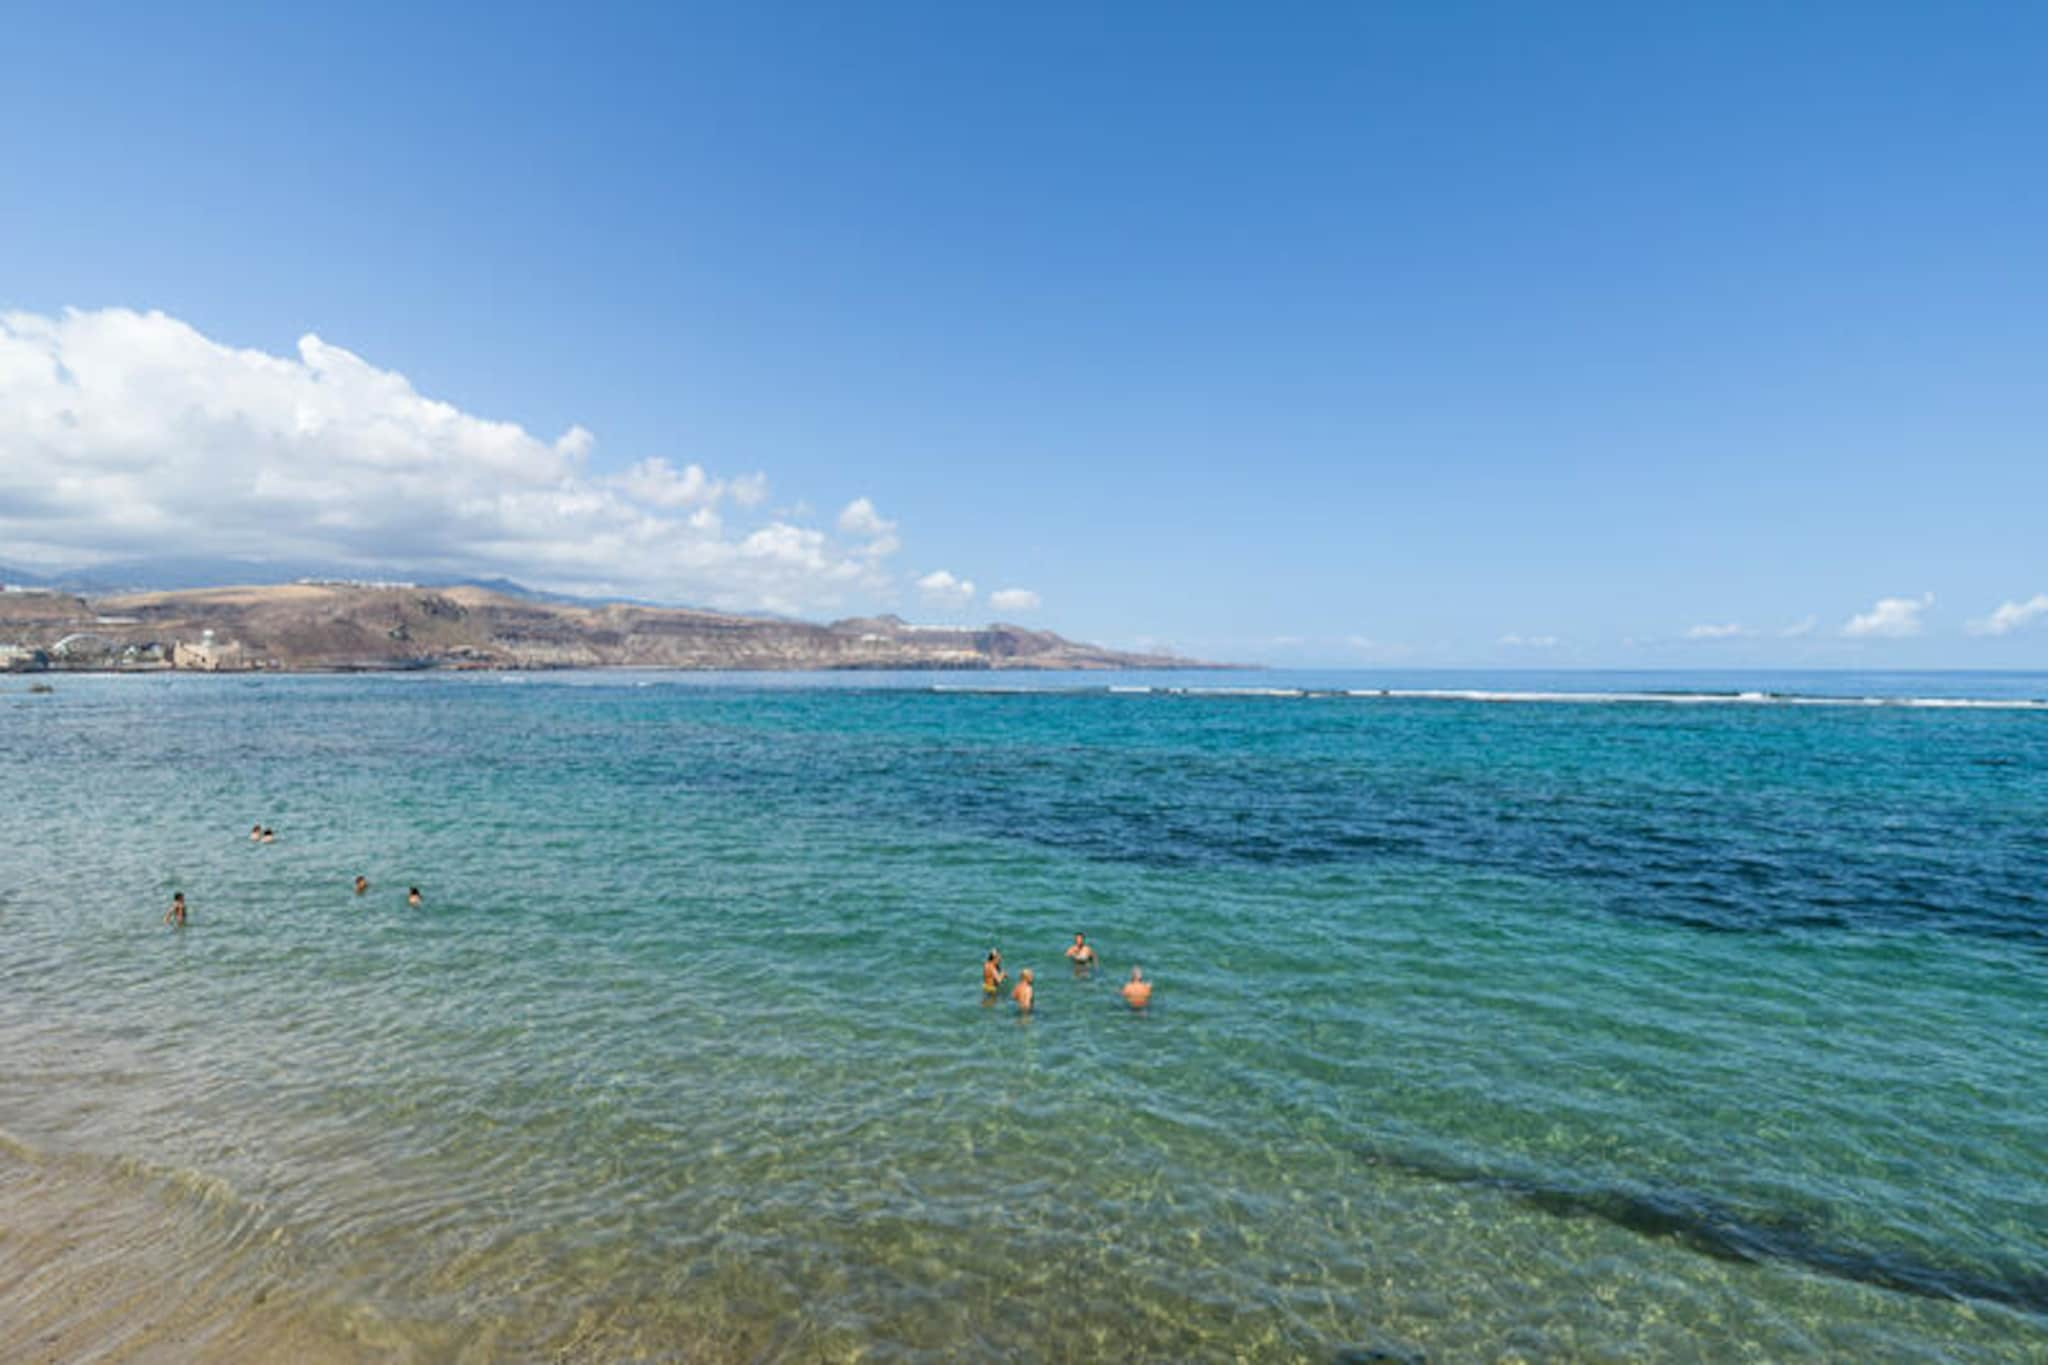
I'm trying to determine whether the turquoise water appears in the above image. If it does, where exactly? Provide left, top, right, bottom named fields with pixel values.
left=2, top=670, right=2044, bottom=1361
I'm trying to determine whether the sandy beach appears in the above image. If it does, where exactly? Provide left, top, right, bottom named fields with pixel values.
left=0, top=1141, right=357, bottom=1363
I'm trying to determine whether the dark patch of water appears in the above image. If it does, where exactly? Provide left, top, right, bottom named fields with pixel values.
left=1356, top=1144, right=2048, bottom=1317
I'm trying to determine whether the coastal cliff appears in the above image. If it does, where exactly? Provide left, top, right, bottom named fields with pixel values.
left=0, top=583, right=1210, bottom=673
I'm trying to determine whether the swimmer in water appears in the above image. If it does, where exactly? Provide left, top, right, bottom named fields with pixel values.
left=164, top=892, right=187, bottom=928
left=1064, top=932, right=1097, bottom=967
left=259, top=827, right=276, bottom=843
left=354, top=875, right=370, bottom=897
left=983, top=949, right=1007, bottom=995
left=407, top=887, right=422, bottom=907
left=1012, top=968, right=1034, bottom=1013
left=250, top=824, right=264, bottom=842
left=1120, top=965, right=1152, bottom=1009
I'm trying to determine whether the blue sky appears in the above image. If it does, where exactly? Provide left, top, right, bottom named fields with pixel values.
left=2, top=2, right=2043, bottom=665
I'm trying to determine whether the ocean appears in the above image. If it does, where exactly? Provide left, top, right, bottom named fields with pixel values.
left=2, top=669, right=2044, bottom=1361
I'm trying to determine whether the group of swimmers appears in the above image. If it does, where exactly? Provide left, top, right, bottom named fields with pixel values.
left=170, top=841, right=1152, bottom=1019
left=161, top=827, right=425, bottom=927
left=982, top=932, right=1153, bottom=1013
left=352, top=873, right=423, bottom=906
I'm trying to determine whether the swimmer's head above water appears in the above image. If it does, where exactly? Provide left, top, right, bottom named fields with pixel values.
left=1120, top=965, right=1152, bottom=1008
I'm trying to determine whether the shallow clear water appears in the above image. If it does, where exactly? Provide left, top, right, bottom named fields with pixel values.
left=2, top=670, right=2044, bottom=1361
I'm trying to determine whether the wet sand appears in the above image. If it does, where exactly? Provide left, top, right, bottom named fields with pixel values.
left=0, top=1146, right=357, bottom=1364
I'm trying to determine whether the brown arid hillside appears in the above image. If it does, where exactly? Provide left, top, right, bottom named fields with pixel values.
left=0, top=583, right=1212, bottom=673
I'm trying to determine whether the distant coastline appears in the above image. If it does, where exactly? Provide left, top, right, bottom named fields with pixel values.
left=0, top=582, right=1224, bottom=675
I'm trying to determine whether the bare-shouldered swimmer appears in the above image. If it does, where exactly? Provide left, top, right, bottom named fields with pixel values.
left=1120, top=965, right=1152, bottom=1009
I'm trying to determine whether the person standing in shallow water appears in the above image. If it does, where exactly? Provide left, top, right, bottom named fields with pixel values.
left=1120, top=966, right=1152, bottom=1009
left=1012, top=968, right=1034, bottom=1013
left=164, top=892, right=187, bottom=928
left=407, top=887, right=422, bottom=907
left=1064, top=932, right=1097, bottom=967
left=982, top=949, right=1007, bottom=997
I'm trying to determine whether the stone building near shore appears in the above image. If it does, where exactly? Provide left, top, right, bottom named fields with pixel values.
left=171, top=631, right=245, bottom=671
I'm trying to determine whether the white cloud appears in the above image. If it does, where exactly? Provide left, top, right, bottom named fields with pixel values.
left=1967, top=594, right=2048, bottom=637
left=915, top=569, right=975, bottom=610
left=1779, top=616, right=1817, bottom=638
left=835, top=496, right=900, bottom=560
left=988, top=587, right=1040, bottom=613
left=0, top=307, right=896, bottom=614
left=836, top=496, right=891, bottom=537
left=1842, top=593, right=1932, bottom=639
left=1685, top=622, right=1748, bottom=640
left=614, top=457, right=719, bottom=508
left=1498, top=633, right=1559, bottom=648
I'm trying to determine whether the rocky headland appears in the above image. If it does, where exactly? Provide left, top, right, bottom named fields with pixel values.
left=0, top=583, right=1212, bottom=673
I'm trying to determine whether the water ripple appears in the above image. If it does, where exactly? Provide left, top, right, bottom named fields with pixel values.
left=1, top=675, right=2043, bottom=1360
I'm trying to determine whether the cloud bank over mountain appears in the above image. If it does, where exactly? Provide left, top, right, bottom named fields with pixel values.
left=0, top=307, right=910, bottom=615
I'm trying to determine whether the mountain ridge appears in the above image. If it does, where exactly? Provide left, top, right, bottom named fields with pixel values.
left=0, top=581, right=1220, bottom=673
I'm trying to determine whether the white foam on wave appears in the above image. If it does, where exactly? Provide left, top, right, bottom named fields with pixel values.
left=911, top=681, right=2048, bottom=710
left=1350, top=688, right=1705, bottom=704
left=1179, top=686, right=1307, bottom=698
left=1344, top=688, right=2047, bottom=711
left=1895, top=696, right=2048, bottom=710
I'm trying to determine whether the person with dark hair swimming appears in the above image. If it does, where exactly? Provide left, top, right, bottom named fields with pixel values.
left=354, top=875, right=370, bottom=897
left=164, top=892, right=187, bottom=928
left=408, top=887, right=422, bottom=907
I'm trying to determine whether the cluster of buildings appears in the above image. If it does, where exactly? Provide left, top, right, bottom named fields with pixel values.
left=3, top=574, right=266, bottom=673
left=1, top=629, right=249, bottom=673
